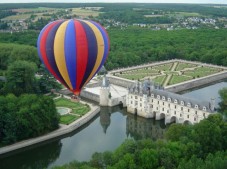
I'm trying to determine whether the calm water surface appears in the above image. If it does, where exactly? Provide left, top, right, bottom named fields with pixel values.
left=0, top=80, right=227, bottom=169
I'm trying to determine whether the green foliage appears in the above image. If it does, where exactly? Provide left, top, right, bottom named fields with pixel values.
left=4, top=60, right=37, bottom=96
left=0, top=94, right=59, bottom=144
left=0, top=43, right=39, bottom=71
left=60, top=114, right=78, bottom=125
left=219, top=87, right=227, bottom=116
left=53, top=114, right=227, bottom=169
left=106, top=28, right=227, bottom=70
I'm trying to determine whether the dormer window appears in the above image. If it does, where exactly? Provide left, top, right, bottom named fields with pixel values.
left=195, top=104, right=198, bottom=109
left=157, top=95, right=160, bottom=99
left=162, top=96, right=165, bottom=101
left=203, top=107, right=206, bottom=111
left=168, top=98, right=171, bottom=102
left=181, top=101, right=184, bottom=106
left=187, top=103, right=191, bottom=107
left=174, top=99, right=178, bottom=104
left=151, top=94, right=154, bottom=98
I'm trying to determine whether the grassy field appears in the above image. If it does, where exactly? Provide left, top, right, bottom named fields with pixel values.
left=168, top=12, right=201, bottom=17
left=60, top=114, right=79, bottom=125
left=153, top=63, right=173, bottom=71
left=55, top=98, right=90, bottom=124
left=169, top=75, right=193, bottom=85
left=2, top=14, right=31, bottom=21
left=153, top=75, right=166, bottom=85
left=71, top=8, right=101, bottom=17
left=176, top=62, right=197, bottom=71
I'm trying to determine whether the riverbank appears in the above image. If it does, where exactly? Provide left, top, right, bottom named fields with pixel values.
left=0, top=102, right=100, bottom=156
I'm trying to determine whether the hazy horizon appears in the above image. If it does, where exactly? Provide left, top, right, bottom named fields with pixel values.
left=0, top=0, right=227, bottom=4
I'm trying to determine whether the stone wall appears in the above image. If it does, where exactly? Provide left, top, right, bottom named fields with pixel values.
left=80, top=90, right=100, bottom=103
left=107, top=75, right=134, bottom=88
left=165, top=71, right=227, bottom=93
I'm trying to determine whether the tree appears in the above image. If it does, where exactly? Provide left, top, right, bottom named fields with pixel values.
left=219, top=87, right=227, bottom=116
left=5, top=60, right=37, bottom=96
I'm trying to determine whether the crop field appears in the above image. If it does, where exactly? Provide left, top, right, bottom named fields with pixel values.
left=112, top=61, right=225, bottom=87
left=71, top=7, right=102, bottom=17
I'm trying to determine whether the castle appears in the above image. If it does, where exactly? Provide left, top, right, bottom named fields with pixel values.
left=126, top=80, right=215, bottom=124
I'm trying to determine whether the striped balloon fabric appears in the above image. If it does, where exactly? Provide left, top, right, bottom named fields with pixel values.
left=37, top=19, right=110, bottom=95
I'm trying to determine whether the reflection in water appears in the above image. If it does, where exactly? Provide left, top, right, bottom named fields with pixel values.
left=0, top=140, right=62, bottom=169
left=126, top=114, right=166, bottom=140
left=99, top=106, right=167, bottom=140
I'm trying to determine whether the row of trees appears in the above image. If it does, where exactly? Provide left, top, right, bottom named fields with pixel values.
left=0, top=94, right=59, bottom=144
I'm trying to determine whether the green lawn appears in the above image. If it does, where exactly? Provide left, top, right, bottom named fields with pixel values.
left=184, top=70, right=218, bottom=78
left=176, top=63, right=197, bottom=71
left=55, top=98, right=84, bottom=108
left=72, top=106, right=90, bottom=116
left=169, top=75, right=193, bottom=85
left=125, top=68, right=159, bottom=74
left=60, top=114, right=79, bottom=125
left=153, top=63, right=173, bottom=71
left=55, top=98, right=90, bottom=124
left=153, top=75, right=166, bottom=85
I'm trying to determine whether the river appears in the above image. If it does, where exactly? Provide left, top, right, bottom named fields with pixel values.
left=0, top=80, right=226, bottom=169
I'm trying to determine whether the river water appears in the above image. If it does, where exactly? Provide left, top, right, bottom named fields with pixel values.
left=0, top=80, right=227, bottom=169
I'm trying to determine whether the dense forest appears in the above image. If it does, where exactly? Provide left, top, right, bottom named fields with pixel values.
left=0, top=28, right=227, bottom=71
left=0, top=94, right=59, bottom=144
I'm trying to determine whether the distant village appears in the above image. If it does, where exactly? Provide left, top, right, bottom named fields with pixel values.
left=1, top=6, right=227, bottom=32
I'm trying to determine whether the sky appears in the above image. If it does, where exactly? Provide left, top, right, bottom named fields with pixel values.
left=0, top=0, right=227, bottom=4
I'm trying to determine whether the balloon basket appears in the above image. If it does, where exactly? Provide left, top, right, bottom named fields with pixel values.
left=71, top=95, right=80, bottom=102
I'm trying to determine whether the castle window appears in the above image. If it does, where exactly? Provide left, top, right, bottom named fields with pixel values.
left=194, top=118, right=196, bottom=121
left=162, top=96, right=165, bottom=100
left=151, top=105, right=153, bottom=108
left=195, top=104, right=198, bottom=109
left=188, top=109, right=190, bottom=112
left=157, top=95, right=160, bottom=99
left=181, top=107, right=183, bottom=111
left=162, top=108, right=164, bottom=111
left=203, top=107, right=206, bottom=111
left=175, top=105, right=176, bottom=109
left=157, top=107, right=158, bottom=110
left=187, top=103, right=191, bottom=107
left=151, top=99, right=153, bottom=103
left=163, top=102, right=164, bottom=106
left=135, top=96, right=138, bottom=99
left=203, top=113, right=205, bottom=117
left=174, top=111, right=176, bottom=115
left=140, top=98, right=142, bottom=101
left=131, top=101, right=133, bottom=104
left=151, top=94, right=154, bottom=98
left=168, top=104, right=170, bottom=107
left=180, top=114, right=182, bottom=117
left=195, top=111, right=197, bottom=115
left=174, top=99, right=178, bottom=104
left=181, top=101, right=184, bottom=106
left=140, top=103, right=142, bottom=107
left=168, top=98, right=171, bottom=102
left=131, top=96, right=133, bottom=99
left=187, top=115, right=189, bottom=118
left=158, top=101, right=159, bottom=104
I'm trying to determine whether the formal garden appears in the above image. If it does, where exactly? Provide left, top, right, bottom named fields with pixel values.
left=54, top=98, right=91, bottom=125
left=113, top=61, right=225, bottom=86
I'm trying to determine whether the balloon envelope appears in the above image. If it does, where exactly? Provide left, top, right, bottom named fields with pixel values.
left=37, top=19, right=110, bottom=95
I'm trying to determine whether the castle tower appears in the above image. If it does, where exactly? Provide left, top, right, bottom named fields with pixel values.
left=100, top=74, right=110, bottom=106
left=210, top=98, right=215, bottom=111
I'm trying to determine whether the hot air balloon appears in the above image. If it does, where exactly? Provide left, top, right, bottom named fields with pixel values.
left=37, top=19, right=110, bottom=96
